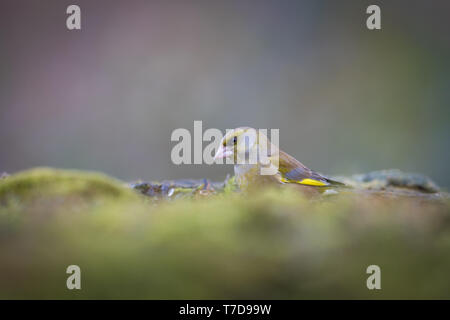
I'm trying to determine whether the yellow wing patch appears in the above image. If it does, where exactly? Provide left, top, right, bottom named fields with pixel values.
left=299, top=178, right=327, bottom=186
left=281, top=177, right=328, bottom=186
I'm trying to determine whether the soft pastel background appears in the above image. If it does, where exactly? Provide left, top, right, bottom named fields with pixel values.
left=1, top=0, right=449, bottom=187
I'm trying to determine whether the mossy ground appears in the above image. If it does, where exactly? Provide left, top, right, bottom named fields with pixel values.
left=0, top=168, right=449, bottom=299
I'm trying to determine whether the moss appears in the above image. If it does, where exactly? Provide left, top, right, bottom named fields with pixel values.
left=0, top=167, right=140, bottom=205
left=0, top=168, right=450, bottom=299
left=222, top=175, right=238, bottom=194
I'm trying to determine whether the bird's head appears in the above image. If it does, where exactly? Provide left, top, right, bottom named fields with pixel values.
left=214, top=127, right=274, bottom=164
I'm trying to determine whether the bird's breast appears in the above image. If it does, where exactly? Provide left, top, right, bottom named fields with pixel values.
left=234, top=164, right=282, bottom=191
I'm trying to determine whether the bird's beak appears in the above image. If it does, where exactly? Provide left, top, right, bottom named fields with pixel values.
left=214, top=145, right=233, bottom=160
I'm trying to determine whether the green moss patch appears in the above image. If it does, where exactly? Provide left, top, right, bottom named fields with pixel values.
left=0, top=168, right=449, bottom=299
left=0, top=167, right=140, bottom=205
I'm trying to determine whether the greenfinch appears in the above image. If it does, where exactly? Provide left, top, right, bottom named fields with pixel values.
left=214, top=127, right=344, bottom=193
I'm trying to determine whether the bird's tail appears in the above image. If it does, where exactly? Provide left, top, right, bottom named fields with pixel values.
left=325, top=177, right=348, bottom=187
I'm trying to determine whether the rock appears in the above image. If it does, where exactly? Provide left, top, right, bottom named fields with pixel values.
left=336, top=169, right=440, bottom=193
left=130, top=170, right=442, bottom=199
left=128, top=176, right=235, bottom=199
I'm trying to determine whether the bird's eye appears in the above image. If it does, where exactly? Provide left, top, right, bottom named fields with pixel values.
left=233, top=136, right=237, bottom=145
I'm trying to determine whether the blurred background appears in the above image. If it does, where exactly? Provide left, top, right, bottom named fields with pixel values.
left=1, top=0, right=449, bottom=187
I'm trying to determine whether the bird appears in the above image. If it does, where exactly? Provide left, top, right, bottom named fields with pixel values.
left=214, top=127, right=345, bottom=194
